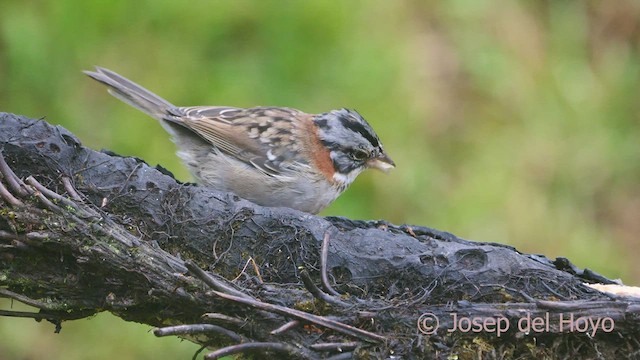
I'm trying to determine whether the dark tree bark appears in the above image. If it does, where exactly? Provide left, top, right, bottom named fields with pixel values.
left=1, top=112, right=639, bottom=359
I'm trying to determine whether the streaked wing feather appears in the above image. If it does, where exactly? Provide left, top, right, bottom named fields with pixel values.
left=186, top=119, right=252, bottom=157
left=249, top=158, right=280, bottom=176
left=174, top=106, right=304, bottom=176
left=182, top=106, right=239, bottom=123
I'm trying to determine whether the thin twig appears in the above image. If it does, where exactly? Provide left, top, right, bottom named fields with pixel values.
left=20, top=178, right=62, bottom=214
left=0, top=180, right=22, bottom=206
left=185, top=260, right=254, bottom=300
left=26, top=176, right=74, bottom=207
left=249, top=257, right=264, bottom=284
left=270, top=320, right=300, bottom=335
left=153, top=324, right=243, bottom=342
left=0, top=310, right=53, bottom=319
left=534, top=299, right=630, bottom=311
left=201, top=313, right=246, bottom=327
left=300, top=270, right=350, bottom=307
left=61, top=176, right=83, bottom=201
left=404, top=286, right=433, bottom=308
left=32, top=188, right=61, bottom=213
left=232, top=256, right=263, bottom=283
left=20, top=177, right=129, bottom=254
left=357, top=311, right=376, bottom=319
left=25, top=232, right=52, bottom=241
left=540, top=281, right=570, bottom=301
left=192, top=345, right=209, bottom=360
left=0, top=288, right=48, bottom=309
left=204, top=342, right=319, bottom=360
left=211, top=290, right=386, bottom=343
left=309, top=342, right=358, bottom=351
left=321, top=231, right=341, bottom=296
left=0, top=152, right=29, bottom=197
left=0, top=308, right=95, bottom=321
left=26, top=176, right=97, bottom=218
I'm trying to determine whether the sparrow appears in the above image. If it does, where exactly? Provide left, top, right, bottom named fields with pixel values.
left=84, top=67, right=394, bottom=214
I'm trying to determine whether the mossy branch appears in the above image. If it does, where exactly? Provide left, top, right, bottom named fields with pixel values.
left=1, top=112, right=639, bottom=359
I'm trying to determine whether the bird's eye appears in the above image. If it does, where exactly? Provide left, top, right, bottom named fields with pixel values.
left=350, top=149, right=369, bottom=161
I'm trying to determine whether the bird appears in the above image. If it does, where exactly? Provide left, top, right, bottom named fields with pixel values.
left=84, top=67, right=395, bottom=214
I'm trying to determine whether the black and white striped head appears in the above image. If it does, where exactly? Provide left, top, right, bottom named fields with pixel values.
left=314, top=109, right=394, bottom=184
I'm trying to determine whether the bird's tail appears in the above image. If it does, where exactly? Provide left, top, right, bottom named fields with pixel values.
left=84, top=66, right=175, bottom=120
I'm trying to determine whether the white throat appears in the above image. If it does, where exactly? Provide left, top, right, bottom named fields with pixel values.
left=332, top=169, right=362, bottom=186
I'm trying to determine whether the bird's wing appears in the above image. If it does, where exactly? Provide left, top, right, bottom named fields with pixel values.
left=166, top=106, right=309, bottom=176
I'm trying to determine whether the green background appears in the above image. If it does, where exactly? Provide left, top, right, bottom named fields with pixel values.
left=1, top=1, right=639, bottom=358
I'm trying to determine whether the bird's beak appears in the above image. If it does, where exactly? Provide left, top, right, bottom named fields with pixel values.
left=367, top=153, right=395, bottom=172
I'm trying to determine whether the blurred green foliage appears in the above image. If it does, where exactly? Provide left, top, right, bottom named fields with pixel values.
left=1, top=0, right=639, bottom=358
